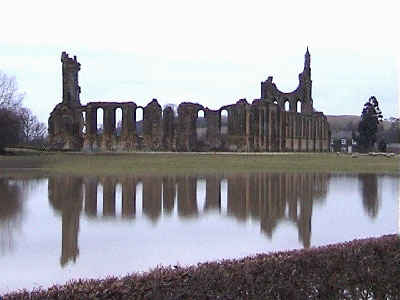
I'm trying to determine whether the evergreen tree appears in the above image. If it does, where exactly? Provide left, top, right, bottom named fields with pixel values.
left=377, top=140, right=387, bottom=152
left=357, top=96, right=383, bottom=152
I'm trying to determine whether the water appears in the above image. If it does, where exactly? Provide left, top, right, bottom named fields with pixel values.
left=0, top=172, right=398, bottom=293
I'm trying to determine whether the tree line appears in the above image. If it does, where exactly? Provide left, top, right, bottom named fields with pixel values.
left=0, top=71, right=46, bottom=152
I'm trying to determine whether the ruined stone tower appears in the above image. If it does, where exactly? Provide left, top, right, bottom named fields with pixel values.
left=48, top=53, right=84, bottom=150
left=61, top=52, right=81, bottom=104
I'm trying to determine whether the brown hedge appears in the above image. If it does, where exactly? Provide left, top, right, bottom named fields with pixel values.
left=3, top=234, right=399, bottom=299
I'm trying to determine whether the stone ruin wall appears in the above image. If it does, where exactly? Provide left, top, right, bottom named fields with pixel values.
left=48, top=50, right=330, bottom=152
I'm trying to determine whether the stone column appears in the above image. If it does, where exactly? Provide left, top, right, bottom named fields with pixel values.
left=245, top=107, right=250, bottom=151
left=142, top=176, right=162, bottom=222
left=103, top=107, right=115, bottom=150
left=258, top=109, right=263, bottom=151
left=84, top=177, right=98, bottom=217
left=122, top=176, right=136, bottom=218
left=162, top=107, right=176, bottom=151
left=227, top=174, right=247, bottom=220
left=263, top=107, right=269, bottom=151
left=177, top=175, right=198, bottom=217
left=102, top=177, right=116, bottom=217
left=205, top=175, right=221, bottom=211
left=143, top=99, right=163, bottom=150
left=205, top=110, right=220, bottom=150
left=176, top=104, right=199, bottom=152
left=162, top=176, right=176, bottom=213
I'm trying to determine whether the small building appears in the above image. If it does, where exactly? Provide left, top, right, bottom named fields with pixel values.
left=330, top=130, right=357, bottom=153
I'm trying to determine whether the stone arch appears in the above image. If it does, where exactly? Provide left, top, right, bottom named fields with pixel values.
left=96, top=107, right=104, bottom=135
left=82, top=109, right=87, bottom=134
left=135, top=107, right=143, bottom=137
left=115, top=107, right=123, bottom=136
left=284, top=100, right=290, bottom=112
left=219, top=108, right=229, bottom=135
left=296, top=100, right=301, bottom=113
left=196, top=109, right=206, bottom=142
left=271, top=110, right=277, bottom=150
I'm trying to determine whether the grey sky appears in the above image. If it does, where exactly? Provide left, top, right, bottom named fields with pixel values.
left=1, top=0, right=398, bottom=123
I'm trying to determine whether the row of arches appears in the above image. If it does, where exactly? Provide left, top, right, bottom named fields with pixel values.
left=82, top=106, right=145, bottom=137
left=195, top=109, right=229, bottom=141
left=81, top=105, right=231, bottom=139
left=72, top=99, right=330, bottom=152
left=273, top=99, right=302, bottom=113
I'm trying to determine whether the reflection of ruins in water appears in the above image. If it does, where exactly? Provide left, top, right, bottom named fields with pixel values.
left=47, top=172, right=334, bottom=266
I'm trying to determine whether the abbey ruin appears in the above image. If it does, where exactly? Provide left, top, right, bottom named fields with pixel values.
left=48, top=49, right=330, bottom=152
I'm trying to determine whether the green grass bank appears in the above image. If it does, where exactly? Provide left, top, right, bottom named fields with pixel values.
left=0, top=152, right=398, bottom=177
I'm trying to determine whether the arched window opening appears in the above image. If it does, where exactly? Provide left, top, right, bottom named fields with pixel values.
left=284, top=100, right=290, bottom=112
left=97, top=108, right=104, bottom=135
left=82, top=110, right=87, bottom=134
left=115, top=107, right=123, bottom=136
left=273, top=99, right=278, bottom=105
left=296, top=100, right=301, bottom=113
left=196, top=109, right=206, bottom=142
left=135, top=107, right=143, bottom=137
left=220, top=109, right=228, bottom=135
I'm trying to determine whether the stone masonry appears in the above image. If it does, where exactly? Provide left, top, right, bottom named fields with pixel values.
left=48, top=49, right=330, bottom=152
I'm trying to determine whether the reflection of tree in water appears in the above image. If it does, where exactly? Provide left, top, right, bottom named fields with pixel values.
left=0, top=179, right=24, bottom=255
left=358, top=173, right=379, bottom=218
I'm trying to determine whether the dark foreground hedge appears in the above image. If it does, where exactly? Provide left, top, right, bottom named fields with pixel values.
left=4, top=235, right=399, bottom=300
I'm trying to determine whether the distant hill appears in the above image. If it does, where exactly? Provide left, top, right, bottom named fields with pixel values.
left=327, top=115, right=392, bottom=132
left=327, top=115, right=361, bottom=134
left=327, top=115, right=397, bottom=143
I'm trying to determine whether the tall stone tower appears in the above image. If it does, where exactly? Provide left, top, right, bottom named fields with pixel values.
left=299, top=47, right=313, bottom=114
left=48, top=52, right=84, bottom=150
left=61, top=52, right=81, bottom=104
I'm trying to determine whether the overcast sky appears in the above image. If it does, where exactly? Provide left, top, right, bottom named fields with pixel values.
left=1, top=0, right=399, bottom=124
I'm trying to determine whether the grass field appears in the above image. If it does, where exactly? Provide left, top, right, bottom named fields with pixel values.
left=0, top=152, right=398, bottom=177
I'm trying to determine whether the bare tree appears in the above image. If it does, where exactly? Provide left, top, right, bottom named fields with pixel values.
left=0, top=71, right=24, bottom=110
left=163, top=103, right=178, bottom=117
left=19, top=108, right=37, bottom=143
left=19, top=108, right=46, bottom=144
left=32, top=121, right=47, bottom=142
left=0, top=71, right=47, bottom=150
left=0, top=109, right=21, bottom=151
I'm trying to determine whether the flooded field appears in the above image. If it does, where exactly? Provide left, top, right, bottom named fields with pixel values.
left=0, top=172, right=398, bottom=293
